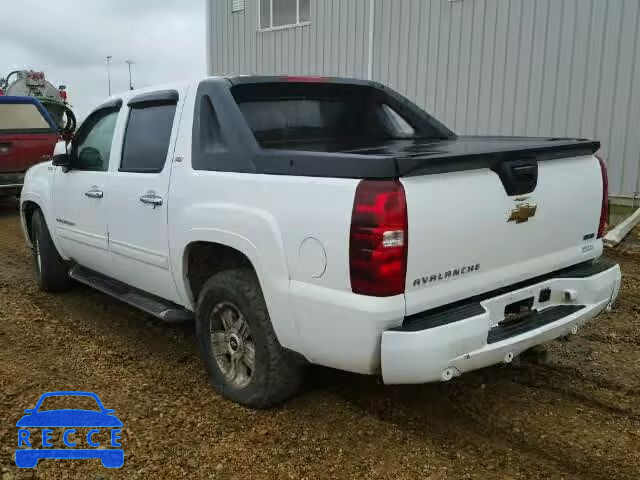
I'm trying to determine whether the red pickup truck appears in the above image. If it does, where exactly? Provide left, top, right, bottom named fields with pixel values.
left=0, top=96, right=59, bottom=197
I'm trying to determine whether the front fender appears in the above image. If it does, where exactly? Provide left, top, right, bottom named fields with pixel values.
left=20, top=164, right=67, bottom=259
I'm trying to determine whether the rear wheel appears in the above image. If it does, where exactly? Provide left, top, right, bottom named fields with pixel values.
left=31, top=210, right=71, bottom=292
left=196, top=269, right=304, bottom=408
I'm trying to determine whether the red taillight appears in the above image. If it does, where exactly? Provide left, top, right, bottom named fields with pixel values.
left=595, top=152, right=609, bottom=238
left=350, top=179, right=408, bottom=297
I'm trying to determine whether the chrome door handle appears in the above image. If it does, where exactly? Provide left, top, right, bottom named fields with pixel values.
left=139, top=193, right=163, bottom=208
left=84, top=190, right=103, bottom=199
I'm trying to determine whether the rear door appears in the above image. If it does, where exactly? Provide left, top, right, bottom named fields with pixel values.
left=106, top=89, right=185, bottom=303
left=52, top=104, right=121, bottom=273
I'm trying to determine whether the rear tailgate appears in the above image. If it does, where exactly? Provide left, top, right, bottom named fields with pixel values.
left=400, top=137, right=604, bottom=315
left=0, top=96, right=58, bottom=174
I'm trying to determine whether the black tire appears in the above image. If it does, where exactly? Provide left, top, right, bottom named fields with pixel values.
left=31, top=210, right=71, bottom=292
left=196, top=269, right=304, bottom=408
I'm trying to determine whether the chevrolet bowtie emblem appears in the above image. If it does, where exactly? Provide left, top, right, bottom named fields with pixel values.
left=508, top=203, right=537, bottom=223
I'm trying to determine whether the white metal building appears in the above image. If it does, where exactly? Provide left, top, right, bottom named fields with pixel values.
left=207, top=0, right=640, bottom=204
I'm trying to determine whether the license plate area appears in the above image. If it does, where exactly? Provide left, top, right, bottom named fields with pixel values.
left=502, top=296, right=536, bottom=325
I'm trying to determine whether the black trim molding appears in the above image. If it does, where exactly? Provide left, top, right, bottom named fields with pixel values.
left=191, top=77, right=601, bottom=180
left=96, top=98, right=123, bottom=111
left=128, top=90, right=179, bottom=107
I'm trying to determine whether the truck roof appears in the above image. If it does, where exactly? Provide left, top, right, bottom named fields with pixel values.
left=224, top=75, right=377, bottom=86
left=90, top=75, right=376, bottom=114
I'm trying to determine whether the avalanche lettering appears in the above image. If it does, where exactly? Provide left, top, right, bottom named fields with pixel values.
left=412, top=264, right=481, bottom=288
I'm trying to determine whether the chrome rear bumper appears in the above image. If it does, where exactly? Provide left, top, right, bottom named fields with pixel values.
left=381, top=262, right=621, bottom=384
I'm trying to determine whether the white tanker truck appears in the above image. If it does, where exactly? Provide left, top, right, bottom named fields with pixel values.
left=0, top=70, right=76, bottom=135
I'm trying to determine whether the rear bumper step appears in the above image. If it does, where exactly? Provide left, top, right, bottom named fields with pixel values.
left=487, top=304, right=584, bottom=344
left=381, top=261, right=621, bottom=384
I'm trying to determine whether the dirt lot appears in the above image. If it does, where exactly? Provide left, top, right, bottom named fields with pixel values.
left=0, top=199, right=639, bottom=480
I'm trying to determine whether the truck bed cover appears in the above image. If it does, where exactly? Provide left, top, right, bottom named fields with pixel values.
left=256, top=137, right=600, bottom=179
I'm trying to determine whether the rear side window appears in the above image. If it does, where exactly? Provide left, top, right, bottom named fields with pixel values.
left=0, top=103, right=52, bottom=132
left=120, top=103, right=176, bottom=173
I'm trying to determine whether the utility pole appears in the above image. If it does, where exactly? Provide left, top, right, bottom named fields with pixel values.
left=106, top=56, right=112, bottom=96
left=125, top=60, right=134, bottom=90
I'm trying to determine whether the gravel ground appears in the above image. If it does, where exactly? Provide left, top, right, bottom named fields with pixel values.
left=0, top=198, right=639, bottom=480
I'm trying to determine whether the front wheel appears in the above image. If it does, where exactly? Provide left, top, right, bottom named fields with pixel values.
left=31, top=210, right=71, bottom=292
left=196, top=269, right=304, bottom=408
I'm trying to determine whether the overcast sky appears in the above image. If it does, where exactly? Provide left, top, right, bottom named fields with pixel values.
left=0, top=0, right=206, bottom=119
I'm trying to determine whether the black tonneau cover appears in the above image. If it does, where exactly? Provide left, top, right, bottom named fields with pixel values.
left=255, top=136, right=600, bottom=178
left=386, top=136, right=599, bottom=177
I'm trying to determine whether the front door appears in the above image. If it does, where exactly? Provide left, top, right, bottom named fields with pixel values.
left=52, top=107, right=120, bottom=274
left=107, top=90, right=184, bottom=304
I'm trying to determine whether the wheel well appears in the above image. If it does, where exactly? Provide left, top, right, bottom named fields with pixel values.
left=22, top=201, right=40, bottom=242
left=185, top=242, right=255, bottom=303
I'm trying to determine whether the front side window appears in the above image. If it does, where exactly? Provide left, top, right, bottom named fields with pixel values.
left=72, top=109, right=119, bottom=171
left=120, top=103, right=176, bottom=173
left=259, top=0, right=310, bottom=30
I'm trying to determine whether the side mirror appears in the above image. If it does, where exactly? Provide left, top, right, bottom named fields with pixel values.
left=23, top=409, right=35, bottom=414
left=53, top=140, right=68, bottom=156
left=52, top=153, right=71, bottom=168
left=52, top=141, right=71, bottom=170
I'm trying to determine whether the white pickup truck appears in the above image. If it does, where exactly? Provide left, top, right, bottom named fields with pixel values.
left=20, top=76, right=621, bottom=408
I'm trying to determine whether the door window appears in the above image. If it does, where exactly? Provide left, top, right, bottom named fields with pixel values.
left=120, top=103, right=177, bottom=173
left=71, top=110, right=119, bottom=171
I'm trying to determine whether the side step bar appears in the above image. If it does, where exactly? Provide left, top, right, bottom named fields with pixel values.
left=69, top=265, right=193, bottom=323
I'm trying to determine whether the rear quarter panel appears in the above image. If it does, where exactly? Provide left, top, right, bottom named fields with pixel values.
left=169, top=85, right=376, bottom=355
left=169, top=167, right=360, bottom=354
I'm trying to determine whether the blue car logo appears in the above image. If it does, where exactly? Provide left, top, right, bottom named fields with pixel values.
left=15, top=391, right=124, bottom=468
